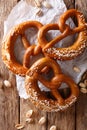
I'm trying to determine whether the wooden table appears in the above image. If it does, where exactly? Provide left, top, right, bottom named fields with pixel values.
left=0, top=0, right=87, bottom=130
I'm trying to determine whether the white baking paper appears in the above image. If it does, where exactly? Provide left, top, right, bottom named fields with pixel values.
left=4, top=0, right=87, bottom=99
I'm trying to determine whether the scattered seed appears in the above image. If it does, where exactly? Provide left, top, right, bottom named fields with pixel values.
left=26, top=110, right=33, bottom=118
left=50, top=125, right=57, bottom=130
left=82, top=72, right=87, bottom=80
left=84, top=79, right=87, bottom=86
left=15, top=124, right=24, bottom=129
left=34, top=0, right=41, bottom=7
left=80, top=88, right=87, bottom=94
left=73, top=66, right=80, bottom=73
left=36, top=8, right=43, bottom=16
left=3, top=80, right=11, bottom=88
left=79, top=82, right=86, bottom=88
left=38, top=116, right=46, bottom=125
left=25, top=118, right=33, bottom=123
left=42, top=1, right=52, bottom=8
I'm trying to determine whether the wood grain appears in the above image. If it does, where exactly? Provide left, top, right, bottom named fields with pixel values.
left=75, top=1, right=87, bottom=130
left=47, top=1, right=76, bottom=130
left=63, top=0, right=75, bottom=9
left=76, top=93, right=87, bottom=130
left=0, top=0, right=87, bottom=130
left=20, top=99, right=47, bottom=130
left=20, top=1, right=76, bottom=130
left=47, top=106, right=75, bottom=130
left=0, top=0, right=19, bottom=130
left=75, top=0, right=87, bottom=20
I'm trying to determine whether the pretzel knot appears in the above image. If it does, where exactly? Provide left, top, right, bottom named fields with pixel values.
left=38, top=9, right=87, bottom=60
left=23, top=45, right=42, bottom=68
left=25, top=57, right=79, bottom=112
left=2, top=21, right=43, bottom=76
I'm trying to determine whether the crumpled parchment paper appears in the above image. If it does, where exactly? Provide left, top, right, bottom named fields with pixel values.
left=4, top=0, right=87, bottom=99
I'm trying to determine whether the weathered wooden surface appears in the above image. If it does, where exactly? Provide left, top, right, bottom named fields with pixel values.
left=75, top=1, right=87, bottom=130
left=0, top=0, right=87, bottom=130
left=0, top=1, right=19, bottom=130
left=76, top=93, right=87, bottom=130
left=75, top=0, right=87, bottom=20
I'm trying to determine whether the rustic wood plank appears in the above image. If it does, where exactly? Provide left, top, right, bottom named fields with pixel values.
left=20, top=1, right=76, bottom=130
left=20, top=99, right=47, bottom=130
left=47, top=106, right=75, bottom=130
left=47, top=1, right=76, bottom=130
left=76, top=93, right=87, bottom=130
left=63, top=0, right=75, bottom=9
left=75, top=1, right=87, bottom=130
left=1, top=0, right=87, bottom=130
left=0, top=0, right=19, bottom=130
left=75, top=0, right=87, bottom=20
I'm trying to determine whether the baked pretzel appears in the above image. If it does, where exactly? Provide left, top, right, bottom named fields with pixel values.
left=23, top=44, right=49, bottom=73
left=2, top=21, right=43, bottom=76
left=38, top=9, right=87, bottom=60
left=25, top=57, right=79, bottom=112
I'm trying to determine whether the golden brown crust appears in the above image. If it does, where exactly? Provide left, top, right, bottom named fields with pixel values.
left=38, top=9, right=87, bottom=60
left=23, top=44, right=42, bottom=68
left=2, top=21, right=43, bottom=76
left=2, top=10, right=82, bottom=112
left=25, top=57, right=79, bottom=112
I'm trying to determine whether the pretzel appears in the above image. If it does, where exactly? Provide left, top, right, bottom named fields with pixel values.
left=25, top=57, right=79, bottom=112
left=38, top=9, right=87, bottom=60
left=23, top=44, right=41, bottom=68
left=23, top=44, right=49, bottom=73
left=2, top=21, right=43, bottom=76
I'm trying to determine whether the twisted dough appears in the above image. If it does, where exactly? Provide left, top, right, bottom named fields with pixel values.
left=38, top=9, right=87, bottom=60
left=25, top=57, right=79, bottom=112
left=1, top=10, right=81, bottom=112
left=2, top=21, right=43, bottom=76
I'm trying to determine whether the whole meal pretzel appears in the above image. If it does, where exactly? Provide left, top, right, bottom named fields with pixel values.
left=2, top=21, right=43, bottom=76
left=25, top=57, right=79, bottom=112
left=38, top=9, right=87, bottom=60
